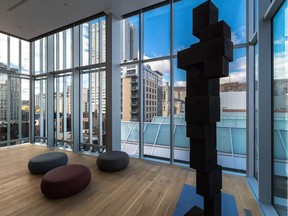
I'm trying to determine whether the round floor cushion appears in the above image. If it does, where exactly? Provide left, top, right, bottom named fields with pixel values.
left=41, top=164, right=91, bottom=199
left=28, top=152, right=68, bottom=174
left=97, top=151, right=129, bottom=172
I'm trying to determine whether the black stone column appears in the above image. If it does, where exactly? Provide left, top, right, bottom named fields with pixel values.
left=177, top=1, right=233, bottom=215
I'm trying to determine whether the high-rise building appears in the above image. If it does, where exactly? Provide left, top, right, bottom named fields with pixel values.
left=91, top=20, right=106, bottom=116
left=121, top=64, right=163, bottom=122
left=0, top=72, right=21, bottom=122
left=122, top=19, right=138, bottom=61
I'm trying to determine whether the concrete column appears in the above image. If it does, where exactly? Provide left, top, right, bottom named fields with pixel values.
left=105, top=13, right=121, bottom=151
left=258, top=0, right=272, bottom=204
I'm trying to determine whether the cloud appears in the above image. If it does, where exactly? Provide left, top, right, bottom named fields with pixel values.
left=230, top=56, right=246, bottom=72
left=175, top=81, right=186, bottom=87
left=221, top=55, right=247, bottom=84
left=274, top=37, right=286, bottom=45
left=274, top=51, right=288, bottom=79
left=220, top=71, right=246, bottom=84
left=144, top=57, right=170, bottom=74
left=231, top=26, right=246, bottom=45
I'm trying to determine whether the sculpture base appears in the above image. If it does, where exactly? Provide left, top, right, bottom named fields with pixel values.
left=174, top=185, right=238, bottom=216
left=184, top=206, right=204, bottom=216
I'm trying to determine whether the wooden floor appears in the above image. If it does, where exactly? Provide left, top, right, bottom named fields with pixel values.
left=0, top=144, right=262, bottom=216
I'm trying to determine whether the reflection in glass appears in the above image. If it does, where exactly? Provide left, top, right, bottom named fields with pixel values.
left=254, top=43, right=259, bottom=180
left=54, top=74, right=73, bottom=149
left=121, top=64, right=140, bottom=156
left=20, top=79, right=30, bottom=142
left=143, top=61, right=170, bottom=160
left=10, top=37, right=19, bottom=71
left=144, top=5, right=170, bottom=59
left=21, top=41, right=30, bottom=74
left=54, top=30, right=72, bottom=71
left=0, top=34, right=8, bottom=67
left=0, top=74, right=8, bottom=144
left=273, top=2, right=288, bottom=215
left=81, top=17, right=106, bottom=66
left=35, top=78, right=47, bottom=144
left=80, top=69, right=106, bottom=153
left=173, top=58, right=189, bottom=162
left=218, top=48, right=247, bottom=171
left=34, top=38, right=47, bottom=75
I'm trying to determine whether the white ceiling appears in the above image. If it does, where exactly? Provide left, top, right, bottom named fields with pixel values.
left=0, top=0, right=165, bottom=41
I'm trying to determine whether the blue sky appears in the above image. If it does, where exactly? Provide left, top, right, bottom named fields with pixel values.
left=128, top=0, right=247, bottom=86
left=273, top=1, right=288, bottom=80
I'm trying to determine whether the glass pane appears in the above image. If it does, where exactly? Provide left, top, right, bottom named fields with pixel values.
left=144, top=5, right=170, bottom=59
left=127, top=123, right=139, bottom=142
left=121, top=122, right=133, bottom=140
left=217, top=127, right=231, bottom=153
left=254, top=43, right=259, bottom=180
left=121, top=15, right=139, bottom=62
left=173, top=58, right=188, bottom=162
left=10, top=76, right=21, bottom=141
left=21, top=41, right=30, bottom=74
left=10, top=37, right=20, bottom=71
left=121, top=64, right=140, bottom=122
left=35, top=79, right=47, bottom=144
left=81, top=22, right=89, bottom=66
left=144, top=123, right=159, bottom=144
left=213, top=0, right=246, bottom=44
left=0, top=74, right=8, bottom=144
left=121, top=64, right=140, bottom=157
left=173, top=0, right=204, bottom=54
left=34, top=38, right=47, bottom=75
left=91, top=18, right=106, bottom=64
left=232, top=128, right=246, bottom=155
left=0, top=34, right=8, bottom=67
left=156, top=124, right=170, bottom=145
left=174, top=125, right=189, bottom=148
left=144, top=60, right=170, bottom=160
left=54, top=74, right=73, bottom=149
left=65, top=29, right=72, bottom=69
left=217, top=48, right=247, bottom=170
left=80, top=68, right=106, bottom=153
left=21, top=79, right=30, bottom=141
left=273, top=2, right=288, bottom=215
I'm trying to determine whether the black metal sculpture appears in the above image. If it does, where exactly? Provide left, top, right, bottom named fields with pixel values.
left=177, top=1, right=233, bottom=215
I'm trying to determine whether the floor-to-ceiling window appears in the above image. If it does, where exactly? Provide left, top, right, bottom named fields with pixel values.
left=0, top=34, right=30, bottom=146
left=32, top=16, right=106, bottom=153
left=120, top=0, right=247, bottom=169
left=273, top=1, right=288, bottom=215
left=34, top=38, right=47, bottom=144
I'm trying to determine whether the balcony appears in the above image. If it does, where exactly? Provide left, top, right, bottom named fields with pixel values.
left=131, top=94, right=138, bottom=99
left=131, top=101, right=138, bottom=107
left=131, top=109, right=138, bottom=114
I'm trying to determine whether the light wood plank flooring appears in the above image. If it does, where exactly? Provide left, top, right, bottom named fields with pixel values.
left=0, top=144, right=262, bottom=216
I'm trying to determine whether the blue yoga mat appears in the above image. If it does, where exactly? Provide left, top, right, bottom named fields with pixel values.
left=174, top=184, right=238, bottom=216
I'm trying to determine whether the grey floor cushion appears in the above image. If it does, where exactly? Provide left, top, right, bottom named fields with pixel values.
left=28, top=152, right=68, bottom=174
left=97, top=151, right=129, bottom=172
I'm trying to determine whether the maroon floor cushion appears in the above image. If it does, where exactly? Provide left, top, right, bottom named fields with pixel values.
left=41, top=164, right=91, bottom=199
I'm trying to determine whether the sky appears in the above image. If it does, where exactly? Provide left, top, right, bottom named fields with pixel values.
left=0, top=0, right=287, bottom=98
left=127, top=0, right=248, bottom=86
